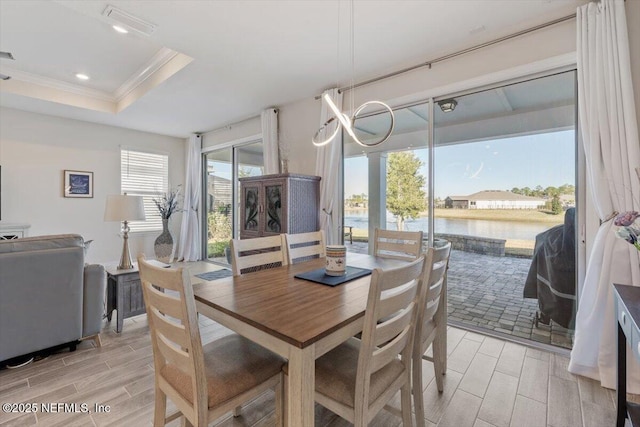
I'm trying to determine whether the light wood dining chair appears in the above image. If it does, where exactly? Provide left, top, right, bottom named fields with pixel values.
left=412, top=241, right=452, bottom=427
left=229, top=235, right=287, bottom=276
left=373, top=228, right=424, bottom=261
left=137, top=256, right=285, bottom=427
left=284, top=230, right=326, bottom=264
left=313, top=255, right=426, bottom=427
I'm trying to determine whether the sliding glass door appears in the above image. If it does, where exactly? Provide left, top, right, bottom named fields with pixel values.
left=344, top=70, right=580, bottom=349
left=433, top=71, right=578, bottom=348
left=204, top=141, right=264, bottom=265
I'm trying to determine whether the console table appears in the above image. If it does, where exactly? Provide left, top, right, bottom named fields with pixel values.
left=105, top=264, right=144, bottom=333
left=614, top=284, right=640, bottom=427
left=0, top=223, right=30, bottom=240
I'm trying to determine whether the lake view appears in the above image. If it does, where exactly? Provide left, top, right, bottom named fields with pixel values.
left=344, top=211, right=554, bottom=241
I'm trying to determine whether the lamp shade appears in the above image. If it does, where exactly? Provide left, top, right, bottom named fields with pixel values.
left=104, top=195, right=146, bottom=222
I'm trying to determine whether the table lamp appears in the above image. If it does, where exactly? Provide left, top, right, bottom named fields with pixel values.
left=104, top=194, right=146, bottom=269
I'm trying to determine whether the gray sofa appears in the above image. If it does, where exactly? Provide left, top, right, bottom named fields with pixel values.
left=0, top=234, right=106, bottom=363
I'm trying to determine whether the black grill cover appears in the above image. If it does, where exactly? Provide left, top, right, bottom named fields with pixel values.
left=524, top=208, right=576, bottom=329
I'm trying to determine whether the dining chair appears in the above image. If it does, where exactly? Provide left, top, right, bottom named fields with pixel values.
left=284, top=230, right=326, bottom=264
left=412, top=241, right=452, bottom=427
left=229, top=235, right=287, bottom=276
left=313, top=255, right=426, bottom=426
left=373, top=228, right=424, bottom=261
left=137, top=256, right=285, bottom=427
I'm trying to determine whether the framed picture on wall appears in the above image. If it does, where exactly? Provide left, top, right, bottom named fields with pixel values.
left=64, top=170, right=93, bottom=198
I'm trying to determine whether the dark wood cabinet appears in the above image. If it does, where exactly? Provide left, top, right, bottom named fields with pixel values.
left=239, top=173, right=320, bottom=239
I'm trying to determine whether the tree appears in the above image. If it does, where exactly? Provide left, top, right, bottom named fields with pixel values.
left=551, top=194, right=562, bottom=214
left=386, top=152, right=427, bottom=231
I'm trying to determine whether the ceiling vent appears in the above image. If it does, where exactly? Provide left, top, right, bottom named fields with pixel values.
left=102, top=5, right=156, bottom=36
left=0, top=51, right=15, bottom=80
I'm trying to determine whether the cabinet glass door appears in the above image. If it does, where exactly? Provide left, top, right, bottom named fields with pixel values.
left=243, top=185, right=261, bottom=233
left=264, top=183, right=283, bottom=233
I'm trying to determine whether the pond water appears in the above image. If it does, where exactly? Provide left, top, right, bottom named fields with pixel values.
left=344, top=211, right=556, bottom=241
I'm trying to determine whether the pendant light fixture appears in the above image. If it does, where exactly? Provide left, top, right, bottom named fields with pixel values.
left=312, top=0, right=394, bottom=148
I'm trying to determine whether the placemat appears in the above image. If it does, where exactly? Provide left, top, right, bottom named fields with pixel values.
left=194, top=269, right=233, bottom=281
left=295, top=266, right=372, bottom=287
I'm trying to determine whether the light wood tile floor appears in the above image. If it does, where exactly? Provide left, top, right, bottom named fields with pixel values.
left=0, top=313, right=620, bottom=427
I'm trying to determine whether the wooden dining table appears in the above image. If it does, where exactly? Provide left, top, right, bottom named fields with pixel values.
left=192, top=253, right=447, bottom=426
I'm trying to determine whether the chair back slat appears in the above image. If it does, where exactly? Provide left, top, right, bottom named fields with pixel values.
left=371, top=322, right=412, bottom=373
left=285, top=231, right=325, bottom=264
left=374, top=304, right=414, bottom=348
left=373, top=229, right=423, bottom=261
left=149, top=307, right=189, bottom=350
left=156, top=332, right=192, bottom=373
left=377, top=282, right=419, bottom=320
left=144, top=284, right=184, bottom=319
left=422, top=299, right=439, bottom=324
left=139, top=261, right=185, bottom=292
left=230, top=235, right=287, bottom=276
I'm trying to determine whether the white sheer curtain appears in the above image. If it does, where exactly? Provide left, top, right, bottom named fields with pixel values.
left=262, top=108, right=280, bottom=175
left=177, top=134, right=202, bottom=262
left=569, top=0, right=640, bottom=392
left=315, top=88, right=343, bottom=245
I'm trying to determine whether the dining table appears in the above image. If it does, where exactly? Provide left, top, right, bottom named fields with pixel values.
left=192, top=252, right=447, bottom=426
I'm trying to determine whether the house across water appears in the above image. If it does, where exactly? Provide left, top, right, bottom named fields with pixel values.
left=445, top=190, right=546, bottom=209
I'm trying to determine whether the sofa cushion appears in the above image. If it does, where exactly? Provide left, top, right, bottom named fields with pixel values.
left=0, top=234, right=84, bottom=254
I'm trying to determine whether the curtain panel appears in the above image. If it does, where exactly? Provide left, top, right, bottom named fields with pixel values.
left=315, top=88, right=343, bottom=245
left=177, top=134, right=202, bottom=262
left=262, top=108, right=280, bottom=175
left=569, top=0, right=640, bottom=392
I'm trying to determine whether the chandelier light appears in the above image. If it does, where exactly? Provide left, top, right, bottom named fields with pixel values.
left=312, top=0, right=395, bottom=148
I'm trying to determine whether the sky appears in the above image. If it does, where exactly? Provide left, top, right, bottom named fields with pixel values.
left=345, top=129, right=576, bottom=200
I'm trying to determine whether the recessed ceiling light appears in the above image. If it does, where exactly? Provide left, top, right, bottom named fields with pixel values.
left=75, top=73, right=90, bottom=80
left=112, top=25, right=128, bottom=34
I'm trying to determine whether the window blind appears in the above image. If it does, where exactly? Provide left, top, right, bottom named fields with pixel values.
left=121, top=149, right=169, bottom=232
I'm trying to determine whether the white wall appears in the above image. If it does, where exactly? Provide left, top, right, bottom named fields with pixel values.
left=0, top=108, right=185, bottom=264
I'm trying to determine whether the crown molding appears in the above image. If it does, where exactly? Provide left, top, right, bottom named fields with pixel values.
left=0, top=46, right=189, bottom=114
left=0, top=66, right=115, bottom=102
left=114, top=47, right=179, bottom=102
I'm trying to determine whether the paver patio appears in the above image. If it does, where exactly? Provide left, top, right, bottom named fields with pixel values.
left=346, top=241, right=574, bottom=349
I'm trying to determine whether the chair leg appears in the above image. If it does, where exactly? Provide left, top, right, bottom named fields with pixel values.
left=275, top=373, right=284, bottom=427
left=401, top=382, right=413, bottom=427
left=93, top=334, right=102, bottom=348
left=283, top=371, right=288, bottom=427
left=153, top=386, right=167, bottom=427
left=413, top=351, right=425, bottom=427
left=433, top=338, right=445, bottom=393
left=232, top=406, right=242, bottom=417
left=181, top=417, right=194, bottom=427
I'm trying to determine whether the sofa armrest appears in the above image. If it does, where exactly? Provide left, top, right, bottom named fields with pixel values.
left=83, top=264, right=106, bottom=338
